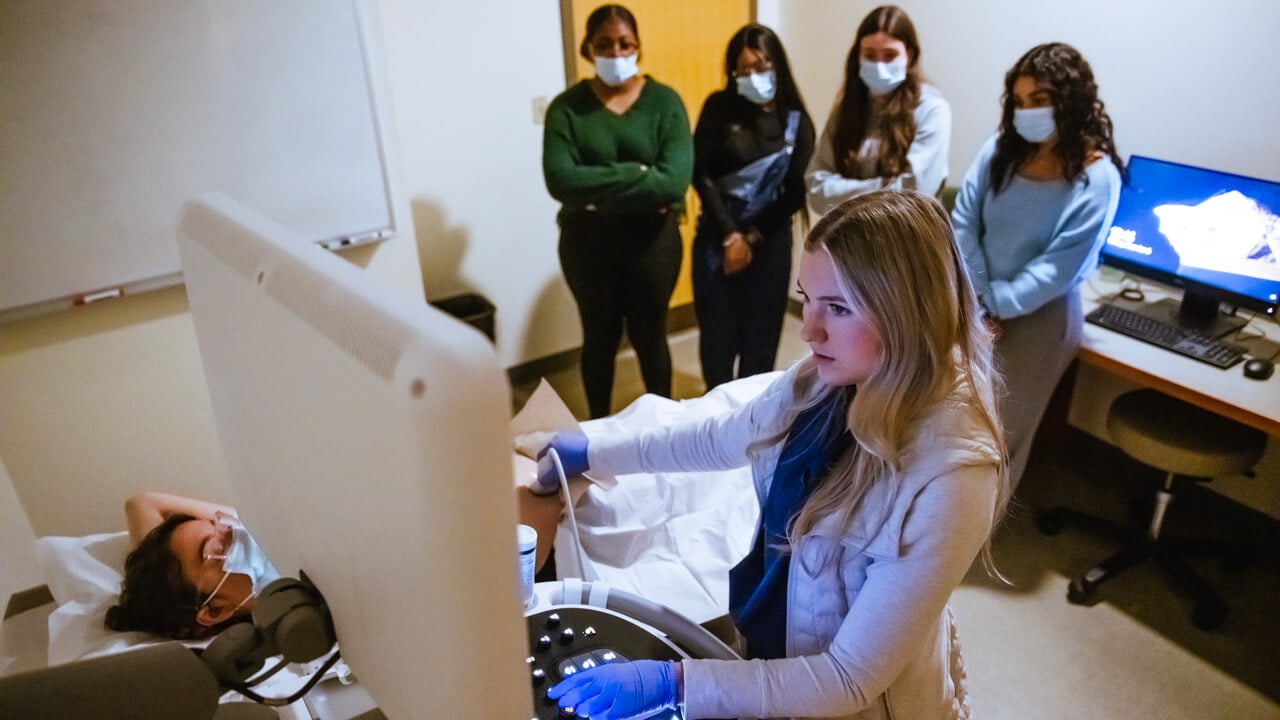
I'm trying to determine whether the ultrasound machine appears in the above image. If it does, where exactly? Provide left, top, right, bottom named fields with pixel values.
left=0, top=195, right=734, bottom=719
left=1086, top=155, right=1280, bottom=369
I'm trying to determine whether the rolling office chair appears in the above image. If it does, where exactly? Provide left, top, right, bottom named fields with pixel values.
left=1036, top=389, right=1266, bottom=631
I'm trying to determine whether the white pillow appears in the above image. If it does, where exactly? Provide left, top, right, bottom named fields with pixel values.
left=35, top=532, right=130, bottom=607
left=34, top=531, right=167, bottom=664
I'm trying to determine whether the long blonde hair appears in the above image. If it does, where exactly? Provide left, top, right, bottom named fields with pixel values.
left=776, top=190, right=1009, bottom=575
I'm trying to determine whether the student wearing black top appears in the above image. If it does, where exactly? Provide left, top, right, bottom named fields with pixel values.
left=691, top=24, right=815, bottom=391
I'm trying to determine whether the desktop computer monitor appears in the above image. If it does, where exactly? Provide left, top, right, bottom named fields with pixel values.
left=1099, top=155, right=1280, bottom=335
left=176, top=194, right=530, bottom=718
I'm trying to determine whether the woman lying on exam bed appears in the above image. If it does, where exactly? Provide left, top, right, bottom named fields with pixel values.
left=106, top=488, right=565, bottom=641
left=104, top=492, right=274, bottom=640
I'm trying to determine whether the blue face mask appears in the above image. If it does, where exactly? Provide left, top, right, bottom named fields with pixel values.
left=736, top=70, right=777, bottom=105
left=200, top=514, right=281, bottom=613
left=859, top=58, right=907, bottom=96
left=594, top=54, right=639, bottom=87
left=1013, top=106, right=1057, bottom=144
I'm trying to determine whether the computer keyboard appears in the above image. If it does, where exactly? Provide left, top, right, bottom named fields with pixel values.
left=1086, top=302, right=1246, bottom=369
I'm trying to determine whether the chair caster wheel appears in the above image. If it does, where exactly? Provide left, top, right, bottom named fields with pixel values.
left=1066, top=577, right=1095, bottom=605
left=1192, top=601, right=1226, bottom=631
left=1035, top=509, right=1064, bottom=536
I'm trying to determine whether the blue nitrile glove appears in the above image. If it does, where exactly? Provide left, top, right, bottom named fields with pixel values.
left=547, top=660, right=678, bottom=720
left=532, top=432, right=590, bottom=496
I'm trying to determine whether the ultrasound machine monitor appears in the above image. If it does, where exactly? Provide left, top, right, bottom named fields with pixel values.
left=1, top=194, right=737, bottom=719
left=1098, top=155, right=1280, bottom=336
left=173, top=195, right=737, bottom=719
left=177, top=194, right=530, bottom=718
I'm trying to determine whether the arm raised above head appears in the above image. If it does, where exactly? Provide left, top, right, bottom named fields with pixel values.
left=124, top=491, right=236, bottom=546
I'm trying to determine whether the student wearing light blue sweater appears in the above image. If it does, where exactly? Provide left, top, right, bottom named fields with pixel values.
left=952, top=42, right=1123, bottom=490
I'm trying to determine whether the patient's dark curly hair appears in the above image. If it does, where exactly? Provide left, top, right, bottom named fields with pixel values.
left=104, top=513, right=212, bottom=640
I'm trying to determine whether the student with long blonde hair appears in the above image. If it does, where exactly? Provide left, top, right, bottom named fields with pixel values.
left=535, top=190, right=1008, bottom=720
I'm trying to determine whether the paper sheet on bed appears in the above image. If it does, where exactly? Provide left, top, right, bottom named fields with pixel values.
left=33, top=532, right=171, bottom=667
left=511, top=378, right=616, bottom=501
left=553, top=374, right=773, bottom=625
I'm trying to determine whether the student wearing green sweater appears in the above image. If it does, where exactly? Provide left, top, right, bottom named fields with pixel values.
left=542, top=4, right=693, bottom=418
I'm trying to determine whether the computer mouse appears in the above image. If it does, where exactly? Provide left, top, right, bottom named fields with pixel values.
left=1243, top=357, right=1274, bottom=380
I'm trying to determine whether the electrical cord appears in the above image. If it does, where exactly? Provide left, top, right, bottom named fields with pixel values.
left=544, top=446, right=593, bottom=582
left=227, top=647, right=343, bottom=706
left=1088, top=272, right=1144, bottom=304
left=1229, top=311, right=1265, bottom=344
left=1119, top=285, right=1145, bottom=302
left=240, top=656, right=288, bottom=688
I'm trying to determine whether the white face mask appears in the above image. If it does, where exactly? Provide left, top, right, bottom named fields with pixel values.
left=594, top=54, right=639, bottom=87
left=736, top=70, right=777, bottom=105
left=200, top=514, right=281, bottom=613
left=1013, top=106, right=1057, bottom=143
left=859, top=58, right=908, bottom=95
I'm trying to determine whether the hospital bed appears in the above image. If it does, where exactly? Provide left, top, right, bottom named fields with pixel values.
left=0, top=195, right=766, bottom=718
left=0, top=376, right=767, bottom=718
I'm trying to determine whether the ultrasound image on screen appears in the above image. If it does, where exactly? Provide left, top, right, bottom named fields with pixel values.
left=1102, top=156, right=1280, bottom=309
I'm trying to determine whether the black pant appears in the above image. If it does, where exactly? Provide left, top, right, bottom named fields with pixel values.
left=559, top=210, right=682, bottom=419
left=691, top=215, right=793, bottom=390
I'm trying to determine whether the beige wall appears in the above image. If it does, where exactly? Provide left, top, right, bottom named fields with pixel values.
left=4, top=0, right=1280, bottom=543
left=1, top=457, right=41, bottom=609
left=1, top=0, right=574, bottom=539
left=0, top=0, right=425, bottom=538
left=381, top=1, right=574, bottom=367
left=775, top=0, right=1280, bottom=185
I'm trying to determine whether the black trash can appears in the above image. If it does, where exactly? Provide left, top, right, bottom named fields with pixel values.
left=430, top=293, right=495, bottom=343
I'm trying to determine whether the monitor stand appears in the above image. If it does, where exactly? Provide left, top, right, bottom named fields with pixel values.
left=1132, top=294, right=1247, bottom=339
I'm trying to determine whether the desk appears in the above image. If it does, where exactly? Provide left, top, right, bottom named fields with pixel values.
left=1073, top=272, right=1280, bottom=438
left=1068, top=272, right=1280, bottom=518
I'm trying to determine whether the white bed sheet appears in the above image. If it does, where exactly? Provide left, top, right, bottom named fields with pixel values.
left=7, top=532, right=333, bottom=718
left=554, top=373, right=772, bottom=624
left=32, top=531, right=168, bottom=666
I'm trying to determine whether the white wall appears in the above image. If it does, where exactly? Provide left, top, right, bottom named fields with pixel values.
left=0, top=0, right=425, bottom=538
left=0, top=0, right=574, bottom=538
left=380, top=1, right=578, bottom=368
left=4, top=0, right=1279, bottom=539
left=776, top=0, right=1280, bottom=183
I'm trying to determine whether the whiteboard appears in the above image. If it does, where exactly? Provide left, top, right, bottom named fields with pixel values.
left=0, top=0, right=394, bottom=321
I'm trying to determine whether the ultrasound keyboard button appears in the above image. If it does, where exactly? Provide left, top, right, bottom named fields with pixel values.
left=593, top=649, right=623, bottom=664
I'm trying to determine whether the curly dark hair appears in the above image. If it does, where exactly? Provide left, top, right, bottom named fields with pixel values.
left=990, top=42, right=1124, bottom=193
left=831, top=5, right=922, bottom=179
left=104, top=513, right=237, bottom=640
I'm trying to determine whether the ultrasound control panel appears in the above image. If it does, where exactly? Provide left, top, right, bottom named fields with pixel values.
left=525, top=605, right=685, bottom=720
